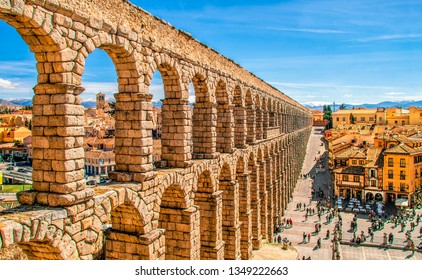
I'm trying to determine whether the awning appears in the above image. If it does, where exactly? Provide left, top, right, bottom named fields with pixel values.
left=395, top=198, right=408, bottom=207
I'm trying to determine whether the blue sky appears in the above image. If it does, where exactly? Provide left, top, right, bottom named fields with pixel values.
left=1, top=0, right=422, bottom=106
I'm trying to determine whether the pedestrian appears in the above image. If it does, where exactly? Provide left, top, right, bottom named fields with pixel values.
left=290, top=219, right=293, bottom=227
left=302, top=232, right=306, bottom=243
left=317, top=237, right=321, bottom=248
left=326, top=229, right=330, bottom=239
left=307, top=233, right=311, bottom=243
left=277, top=235, right=282, bottom=243
left=388, top=233, right=394, bottom=245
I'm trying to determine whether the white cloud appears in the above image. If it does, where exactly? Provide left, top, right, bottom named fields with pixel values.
left=0, top=78, right=18, bottom=89
left=268, top=27, right=347, bottom=34
left=384, top=92, right=404, bottom=96
left=343, top=94, right=353, bottom=98
left=354, top=33, right=422, bottom=42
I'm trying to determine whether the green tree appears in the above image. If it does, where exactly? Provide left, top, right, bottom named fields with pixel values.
left=323, top=105, right=333, bottom=129
left=339, top=103, right=347, bottom=110
left=349, top=113, right=356, bottom=124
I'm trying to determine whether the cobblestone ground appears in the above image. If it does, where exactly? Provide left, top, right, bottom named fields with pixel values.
left=279, top=127, right=422, bottom=260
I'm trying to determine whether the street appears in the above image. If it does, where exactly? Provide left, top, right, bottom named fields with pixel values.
left=279, top=127, right=422, bottom=260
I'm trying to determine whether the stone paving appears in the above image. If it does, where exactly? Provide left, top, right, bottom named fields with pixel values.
left=279, top=127, right=422, bottom=260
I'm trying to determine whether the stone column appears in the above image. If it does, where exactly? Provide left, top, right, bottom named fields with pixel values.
left=221, top=180, right=241, bottom=260
left=110, top=93, right=155, bottom=183
left=250, top=164, right=262, bottom=249
left=266, top=158, right=274, bottom=243
left=161, top=98, right=192, bottom=167
left=256, top=109, right=263, bottom=141
left=263, top=109, right=269, bottom=139
left=160, top=206, right=200, bottom=260
left=237, top=172, right=252, bottom=260
left=19, top=84, right=93, bottom=207
left=192, top=101, right=218, bottom=159
left=259, top=161, right=268, bottom=240
left=216, top=104, right=235, bottom=153
left=195, top=191, right=225, bottom=260
left=246, top=104, right=256, bottom=144
left=234, top=104, right=247, bottom=148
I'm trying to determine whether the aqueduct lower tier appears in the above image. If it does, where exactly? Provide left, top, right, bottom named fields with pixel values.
left=0, top=0, right=313, bottom=259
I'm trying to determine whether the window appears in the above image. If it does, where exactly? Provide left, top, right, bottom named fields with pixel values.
left=360, top=117, right=365, bottom=122
left=359, top=160, right=364, bottom=165
left=371, top=180, right=376, bottom=187
left=388, top=182, right=393, bottom=191
left=352, top=160, right=357, bottom=165
left=342, top=175, right=349, bottom=181
left=400, top=158, right=406, bottom=168
left=400, top=170, right=406, bottom=180
left=388, top=158, right=393, bottom=167
left=400, top=183, right=406, bottom=192
left=369, top=117, right=374, bottom=121
left=388, top=170, right=393, bottom=179
left=336, top=117, right=340, bottom=122
left=354, top=176, right=360, bottom=182
left=370, top=170, right=376, bottom=178
left=342, top=117, right=346, bottom=121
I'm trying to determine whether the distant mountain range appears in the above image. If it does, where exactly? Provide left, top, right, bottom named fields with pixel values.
left=304, top=100, right=422, bottom=111
left=2, top=98, right=421, bottom=111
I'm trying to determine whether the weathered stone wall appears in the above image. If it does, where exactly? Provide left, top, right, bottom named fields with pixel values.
left=0, top=0, right=313, bottom=260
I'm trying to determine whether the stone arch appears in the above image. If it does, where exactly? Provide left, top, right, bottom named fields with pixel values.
left=191, top=71, right=217, bottom=159
left=233, top=85, right=247, bottom=148
left=8, top=220, right=78, bottom=260
left=150, top=55, right=191, bottom=168
left=215, top=79, right=234, bottom=153
left=194, top=170, right=224, bottom=259
left=0, top=2, right=98, bottom=206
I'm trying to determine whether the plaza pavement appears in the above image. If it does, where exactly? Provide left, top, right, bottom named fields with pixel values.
left=279, top=127, right=422, bottom=260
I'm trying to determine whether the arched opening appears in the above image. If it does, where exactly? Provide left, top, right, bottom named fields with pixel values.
left=106, top=203, right=151, bottom=260
left=194, top=170, right=224, bottom=259
left=248, top=152, right=261, bottom=250
left=216, top=80, right=233, bottom=153
left=0, top=20, right=35, bottom=193
left=219, top=163, right=240, bottom=259
left=82, top=49, right=117, bottom=185
left=150, top=63, right=191, bottom=168
left=191, top=74, right=216, bottom=159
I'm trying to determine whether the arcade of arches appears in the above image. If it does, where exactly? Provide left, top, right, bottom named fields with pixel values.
left=0, top=0, right=312, bottom=260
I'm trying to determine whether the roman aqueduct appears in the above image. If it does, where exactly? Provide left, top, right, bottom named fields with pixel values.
left=0, top=0, right=312, bottom=260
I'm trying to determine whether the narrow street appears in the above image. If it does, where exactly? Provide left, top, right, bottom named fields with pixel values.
left=280, top=127, right=422, bottom=260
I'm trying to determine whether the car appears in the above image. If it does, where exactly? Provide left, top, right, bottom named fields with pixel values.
left=17, top=168, right=28, bottom=173
left=6, top=166, right=14, bottom=171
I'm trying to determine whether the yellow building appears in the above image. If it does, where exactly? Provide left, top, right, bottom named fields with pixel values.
left=409, top=106, right=422, bottom=125
left=0, top=127, right=32, bottom=143
left=332, top=108, right=378, bottom=127
left=382, top=143, right=422, bottom=204
left=385, top=108, right=409, bottom=126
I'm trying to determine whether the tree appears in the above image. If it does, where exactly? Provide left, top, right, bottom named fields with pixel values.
left=323, top=105, right=333, bottom=129
left=339, top=103, right=347, bottom=110
left=108, top=101, right=115, bottom=117
left=349, top=113, right=356, bottom=124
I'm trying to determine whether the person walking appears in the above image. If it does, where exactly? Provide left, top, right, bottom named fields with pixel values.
left=302, top=232, right=306, bottom=243
left=317, top=237, right=321, bottom=249
left=326, top=229, right=330, bottom=239
left=307, top=233, right=311, bottom=243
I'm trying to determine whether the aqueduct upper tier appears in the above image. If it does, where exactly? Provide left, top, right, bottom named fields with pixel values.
left=0, top=0, right=312, bottom=260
